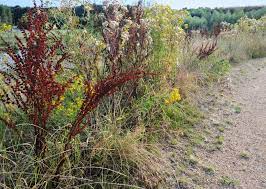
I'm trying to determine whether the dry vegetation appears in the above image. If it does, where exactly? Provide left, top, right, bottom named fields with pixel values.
left=0, top=1, right=265, bottom=188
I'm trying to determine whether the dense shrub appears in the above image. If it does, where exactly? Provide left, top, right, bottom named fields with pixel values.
left=146, top=4, right=188, bottom=77
left=0, top=3, right=147, bottom=187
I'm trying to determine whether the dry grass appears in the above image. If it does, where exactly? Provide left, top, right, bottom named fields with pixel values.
left=218, top=31, right=266, bottom=63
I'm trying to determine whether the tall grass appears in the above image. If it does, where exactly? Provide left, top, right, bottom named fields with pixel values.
left=219, top=31, right=266, bottom=63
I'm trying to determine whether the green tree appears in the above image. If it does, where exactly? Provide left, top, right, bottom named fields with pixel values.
left=0, top=5, right=12, bottom=24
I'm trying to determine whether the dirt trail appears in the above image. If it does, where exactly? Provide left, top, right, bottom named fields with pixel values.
left=198, top=58, right=266, bottom=189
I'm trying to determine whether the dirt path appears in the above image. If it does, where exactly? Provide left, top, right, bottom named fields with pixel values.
left=198, top=58, right=266, bottom=189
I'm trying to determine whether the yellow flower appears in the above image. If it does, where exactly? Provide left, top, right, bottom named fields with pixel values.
left=0, top=23, right=12, bottom=32
left=69, top=75, right=85, bottom=93
left=76, top=97, right=84, bottom=107
left=165, top=99, right=170, bottom=105
left=57, top=105, right=63, bottom=111
left=52, top=100, right=56, bottom=106
left=59, top=95, right=65, bottom=102
left=85, top=82, right=95, bottom=95
left=165, top=88, right=181, bottom=105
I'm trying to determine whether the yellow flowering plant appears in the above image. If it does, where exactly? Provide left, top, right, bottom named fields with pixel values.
left=0, top=23, right=12, bottom=32
left=146, top=4, right=188, bottom=77
left=235, top=16, right=266, bottom=33
left=165, top=88, right=182, bottom=105
left=52, top=75, right=86, bottom=124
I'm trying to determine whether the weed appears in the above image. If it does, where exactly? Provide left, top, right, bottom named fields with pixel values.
left=234, top=106, right=241, bottom=114
left=220, top=176, right=240, bottom=187
left=218, top=126, right=225, bottom=132
left=178, top=177, right=191, bottom=188
left=1, top=1, right=264, bottom=188
left=215, top=135, right=224, bottom=145
left=188, top=154, right=199, bottom=165
left=210, top=59, right=231, bottom=76
left=176, top=164, right=187, bottom=175
left=219, top=30, right=266, bottom=63
left=240, top=151, right=250, bottom=159
left=0, top=3, right=149, bottom=187
left=0, top=7, right=70, bottom=156
left=197, top=39, right=218, bottom=60
left=203, top=165, right=215, bottom=175
left=208, top=143, right=222, bottom=152
left=225, top=120, right=233, bottom=125
left=190, top=132, right=205, bottom=146
left=171, top=138, right=179, bottom=145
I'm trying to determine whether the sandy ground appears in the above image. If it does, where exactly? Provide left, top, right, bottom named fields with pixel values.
left=198, top=58, right=266, bottom=189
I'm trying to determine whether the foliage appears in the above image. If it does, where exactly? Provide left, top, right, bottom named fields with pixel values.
left=185, top=6, right=266, bottom=31
left=0, top=8, right=70, bottom=156
left=218, top=16, right=266, bottom=62
left=235, top=15, right=266, bottom=32
left=219, top=33, right=266, bottom=62
left=209, top=59, right=231, bottom=76
left=11, top=6, right=30, bottom=25
left=0, top=5, right=12, bottom=24
left=220, top=176, right=240, bottom=187
left=0, top=23, right=12, bottom=32
left=134, top=89, right=201, bottom=137
left=165, top=88, right=182, bottom=105
left=146, top=4, right=188, bottom=80
left=0, top=3, right=147, bottom=186
left=82, top=125, right=169, bottom=188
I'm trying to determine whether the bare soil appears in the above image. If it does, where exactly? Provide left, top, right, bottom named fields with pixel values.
left=196, top=58, right=266, bottom=189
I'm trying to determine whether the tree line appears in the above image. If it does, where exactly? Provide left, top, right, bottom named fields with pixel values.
left=0, top=4, right=266, bottom=31
left=0, top=5, right=12, bottom=24
left=184, top=6, right=266, bottom=30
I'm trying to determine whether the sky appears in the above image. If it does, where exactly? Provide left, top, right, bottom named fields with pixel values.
left=0, top=0, right=266, bottom=9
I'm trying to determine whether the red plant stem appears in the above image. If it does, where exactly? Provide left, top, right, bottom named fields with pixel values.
left=0, top=7, right=70, bottom=157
